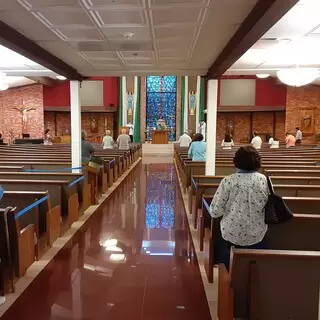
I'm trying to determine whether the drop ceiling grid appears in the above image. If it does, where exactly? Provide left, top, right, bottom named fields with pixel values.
left=0, top=0, right=258, bottom=75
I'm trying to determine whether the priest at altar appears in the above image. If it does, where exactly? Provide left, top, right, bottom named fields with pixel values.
left=152, top=118, right=169, bottom=144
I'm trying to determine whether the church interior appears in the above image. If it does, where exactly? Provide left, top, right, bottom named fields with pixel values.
left=0, top=0, right=320, bottom=319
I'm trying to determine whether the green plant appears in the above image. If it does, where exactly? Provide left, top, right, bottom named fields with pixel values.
left=315, top=133, right=320, bottom=143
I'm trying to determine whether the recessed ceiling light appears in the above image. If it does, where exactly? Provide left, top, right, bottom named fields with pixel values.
left=56, top=75, right=67, bottom=80
left=256, top=74, right=270, bottom=79
left=122, top=32, right=135, bottom=39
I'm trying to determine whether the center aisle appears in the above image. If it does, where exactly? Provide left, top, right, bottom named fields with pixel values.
left=2, top=162, right=211, bottom=320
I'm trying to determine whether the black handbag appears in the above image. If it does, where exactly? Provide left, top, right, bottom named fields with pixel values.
left=264, top=176, right=293, bottom=224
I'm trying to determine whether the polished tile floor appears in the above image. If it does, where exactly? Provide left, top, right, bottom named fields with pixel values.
left=2, top=162, right=211, bottom=319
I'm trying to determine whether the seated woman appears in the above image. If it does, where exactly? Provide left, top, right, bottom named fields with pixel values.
left=81, top=130, right=95, bottom=164
left=268, top=136, right=279, bottom=148
left=43, top=129, right=53, bottom=145
left=209, top=146, right=269, bottom=270
left=221, top=133, right=234, bottom=149
left=102, top=130, right=114, bottom=149
left=188, top=133, right=206, bottom=161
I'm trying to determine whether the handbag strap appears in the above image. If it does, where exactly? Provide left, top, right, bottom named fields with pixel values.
left=266, top=175, right=274, bottom=195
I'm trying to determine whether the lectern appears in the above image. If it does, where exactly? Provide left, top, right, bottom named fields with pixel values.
left=152, top=130, right=169, bottom=144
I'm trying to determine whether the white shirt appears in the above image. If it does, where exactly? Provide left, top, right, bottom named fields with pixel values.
left=251, top=136, right=262, bottom=149
left=178, top=134, right=192, bottom=147
left=296, top=130, right=302, bottom=140
left=198, top=122, right=206, bottom=141
left=270, top=140, right=279, bottom=148
left=221, top=139, right=234, bottom=149
left=210, top=172, right=268, bottom=246
left=127, top=124, right=134, bottom=135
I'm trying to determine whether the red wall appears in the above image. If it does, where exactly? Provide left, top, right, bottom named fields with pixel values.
left=43, top=81, right=70, bottom=107
left=43, top=77, right=119, bottom=108
left=255, top=78, right=287, bottom=107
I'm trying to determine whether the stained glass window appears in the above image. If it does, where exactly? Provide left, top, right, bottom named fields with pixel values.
left=146, top=76, right=177, bottom=141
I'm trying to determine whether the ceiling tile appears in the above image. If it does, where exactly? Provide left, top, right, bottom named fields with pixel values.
left=0, top=0, right=25, bottom=11
left=125, top=60, right=155, bottom=66
left=90, top=0, right=140, bottom=5
left=152, top=7, right=201, bottom=25
left=154, top=26, right=195, bottom=39
left=121, top=51, right=154, bottom=60
left=159, top=49, right=188, bottom=58
left=151, top=0, right=207, bottom=6
left=101, top=26, right=150, bottom=41
left=19, top=0, right=78, bottom=9
left=81, top=51, right=118, bottom=60
left=36, top=10, right=93, bottom=27
left=15, top=27, right=60, bottom=41
left=55, top=28, right=104, bottom=41
left=97, top=9, right=144, bottom=25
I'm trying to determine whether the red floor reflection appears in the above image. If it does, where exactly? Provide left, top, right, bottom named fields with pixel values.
left=2, top=163, right=211, bottom=320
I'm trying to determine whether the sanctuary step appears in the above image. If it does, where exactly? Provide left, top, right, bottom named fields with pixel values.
left=142, top=143, right=174, bottom=156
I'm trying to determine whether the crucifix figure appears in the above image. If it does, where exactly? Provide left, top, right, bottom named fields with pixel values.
left=12, top=105, right=36, bottom=134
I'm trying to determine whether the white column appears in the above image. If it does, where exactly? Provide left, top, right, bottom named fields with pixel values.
left=70, top=80, right=82, bottom=172
left=205, top=79, right=218, bottom=176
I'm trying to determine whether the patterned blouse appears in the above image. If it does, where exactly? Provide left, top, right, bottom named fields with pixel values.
left=209, top=171, right=269, bottom=246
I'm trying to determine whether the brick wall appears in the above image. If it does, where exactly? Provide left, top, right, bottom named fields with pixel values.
left=44, top=112, right=114, bottom=137
left=0, top=84, right=44, bottom=142
left=286, top=85, right=320, bottom=144
left=216, top=111, right=285, bottom=143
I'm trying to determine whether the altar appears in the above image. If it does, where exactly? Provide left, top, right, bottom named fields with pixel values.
left=152, top=130, right=169, bottom=144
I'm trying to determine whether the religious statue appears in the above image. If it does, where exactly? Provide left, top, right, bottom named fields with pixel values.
left=226, top=119, right=234, bottom=137
left=12, top=104, right=36, bottom=134
left=189, top=90, right=196, bottom=116
left=90, top=117, right=98, bottom=133
left=156, top=118, right=167, bottom=130
left=127, top=91, right=134, bottom=116
left=301, top=109, right=314, bottom=134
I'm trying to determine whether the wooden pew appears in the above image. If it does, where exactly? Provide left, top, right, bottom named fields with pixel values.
left=0, top=166, right=24, bottom=172
left=0, top=179, right=80, bottom=230
left=191, top=182, right=320, bottom=229
left=219, top=249, right=320, bottom=319
left=201, top=196, right=320, bottom=283
left=1, top=191, right=61, bottom=257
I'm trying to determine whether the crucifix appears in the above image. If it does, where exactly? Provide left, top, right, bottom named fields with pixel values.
left=12, top=102, right=36, bottom=134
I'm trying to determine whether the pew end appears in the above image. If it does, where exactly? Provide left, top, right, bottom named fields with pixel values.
left=18, top=224, right=35, bottom=277
left=47, top=205, right=61, bottom=246
left=218, top=264, right=234, bottom=320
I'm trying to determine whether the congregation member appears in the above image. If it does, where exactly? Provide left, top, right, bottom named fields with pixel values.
left=221, top=133, right=234, bottom=149
left=251, top=131, right=262, bottom=149
left=117, top=129, right=131, bottom=150
left=81, top=130, right=95, bottom=164
left=188, top=133, right=206, bottom=161
left=102, top=130, right=114, bottom=149
left=296, top=127, right=302, bottom=144
left=177, top=130, right=192, bottom=147
left=0, top=133, right=3, bottom=145
left=43, top=129, right=52, bottom=145
left=285, top=132, right=296, bottom=148
left=127, top=122, right=134, bottom=142
left=268, top=136, right=279, bottom=148
left=210, top=146, right=269, bottom=269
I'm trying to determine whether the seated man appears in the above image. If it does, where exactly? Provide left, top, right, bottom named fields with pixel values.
left=177, top=130, right=192, bottom=147
left=117, top=129, right=131, bottom=150
left=81, top=130, right=95, bottom=164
